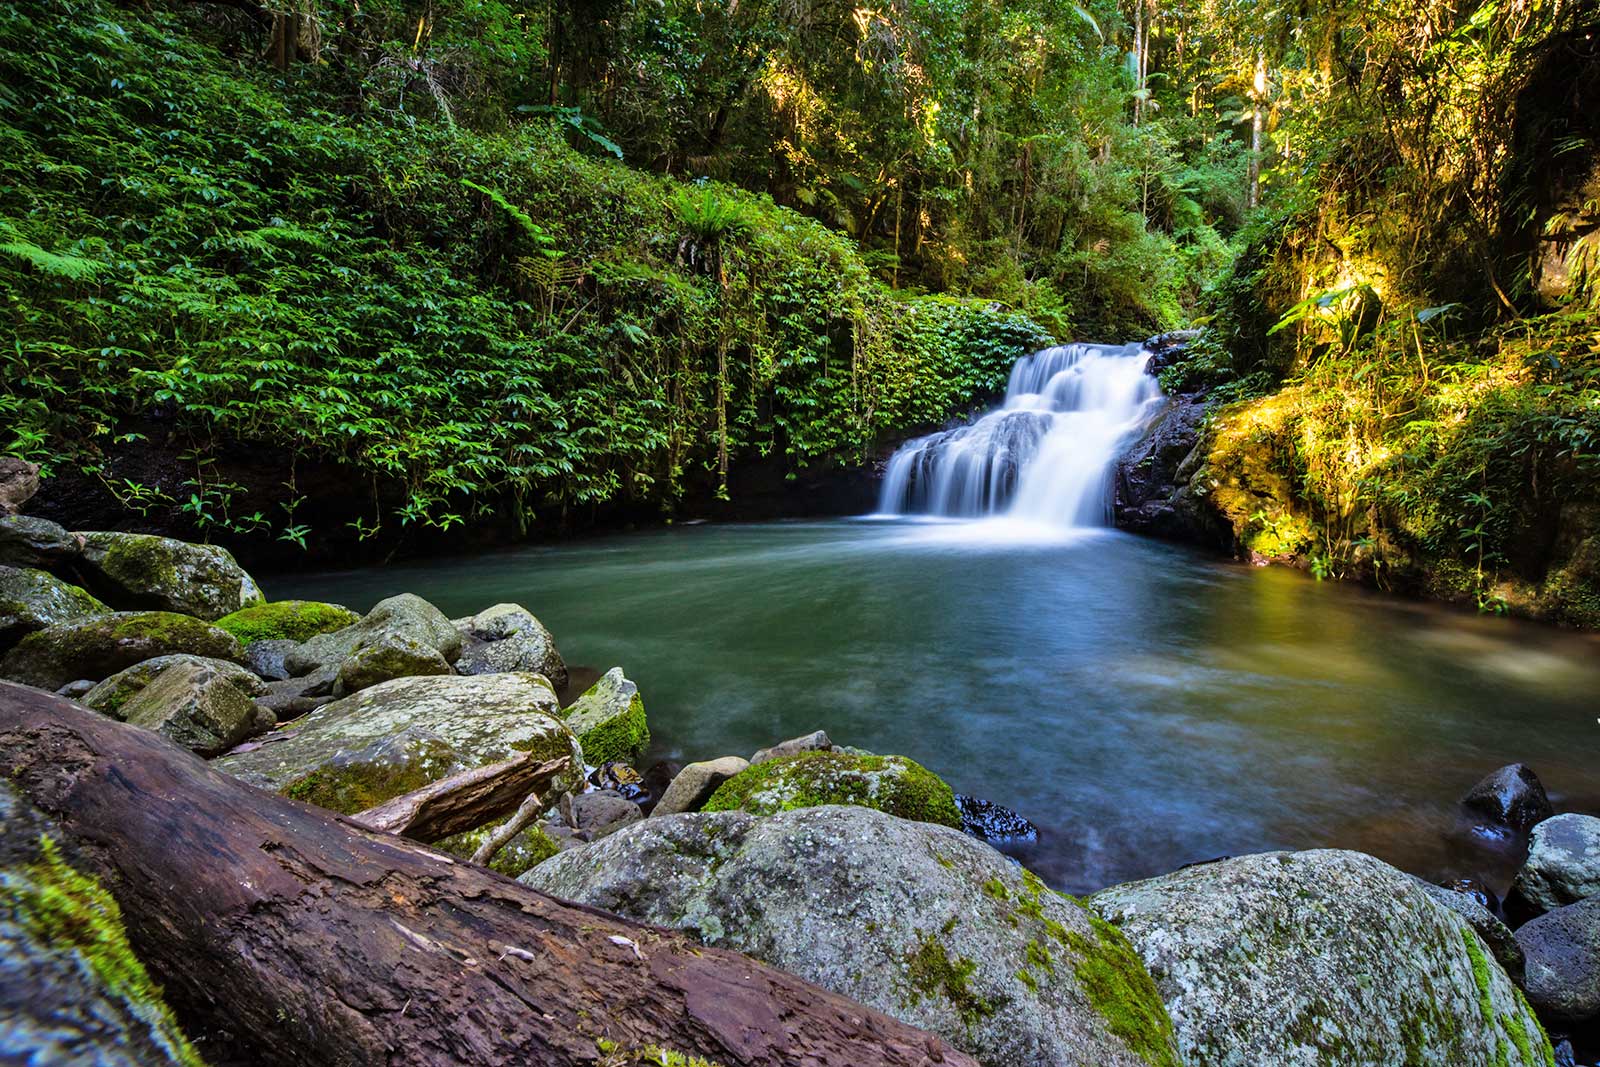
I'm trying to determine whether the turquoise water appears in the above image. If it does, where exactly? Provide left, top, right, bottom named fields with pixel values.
left=272, top=519, right=1600, bottom=893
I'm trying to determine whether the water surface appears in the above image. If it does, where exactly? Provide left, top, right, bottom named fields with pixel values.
left=273, top=519, right=1600, bottom=894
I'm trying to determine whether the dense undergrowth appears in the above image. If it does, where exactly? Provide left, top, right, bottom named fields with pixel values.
left=0, top=0, right=1045, bottom=545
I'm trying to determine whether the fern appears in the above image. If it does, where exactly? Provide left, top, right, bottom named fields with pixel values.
left=0, top=222, right=101, bottom=281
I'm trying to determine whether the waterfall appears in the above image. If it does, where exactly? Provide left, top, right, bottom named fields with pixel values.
left=876, top=342, right=1164, bottom=527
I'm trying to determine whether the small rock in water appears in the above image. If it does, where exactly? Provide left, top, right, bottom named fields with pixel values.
left=954, top=793, right=1039, bottom=843
left=1462, top=763, right=1555, bottom=833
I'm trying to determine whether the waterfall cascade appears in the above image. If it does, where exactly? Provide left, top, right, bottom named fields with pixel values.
left=876, top=342, right=1164, bottom=527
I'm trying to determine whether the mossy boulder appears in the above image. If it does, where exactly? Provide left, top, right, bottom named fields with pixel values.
left=435, top=820, right=562, bottom=879
left=523, top=805, right=1179, bottom=1067
left=83, top=653, right=266, bottom=721
left=1091, top=849, right=1554, bottom=1067
left=118, top=659, right=273, bottom=756
left=78, top=531, right=264, bottom=621
left=453, top=603, right=567, bottom=689
left=0, top=780, right=205, bottom=1066
left=562, top=667, right=648, bottom=765
left=284, top=593, right=461, bottom=678
left=702, top=750, right=961, bottom=828
left=335, top=633, right=451, bottom=696
left=0, top=564, right=109, bottom=652
left=214, top=672, right=584, bottom=814
left=0, top=611, right=245, bottom=691
left=214, top=600, right=358, bottom=647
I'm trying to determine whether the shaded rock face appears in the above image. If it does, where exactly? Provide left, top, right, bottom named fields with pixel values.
left=453, top=603, right=567, bottom=690
left=214, top=672, right=583, bottom=814
left=702, top=750, right=962, bottom=829
left=284, top=593, right=461, bottom=679
left=1463, top=764, right=1556, bottom=835
left=0, top=565, right=109, bottom=652
left=118, top=660, right=272, bottom=757
left=570, top=790, right=643, bottom=837
left=0, top=515, right=82, bottom=570
left=522, top=805, right=1182, bottom=1067
left=1091, top=850, right=1552, bottom=1067
left=0, top=457, right=39, bottom=516
left=1514, top=814, right=1600, bottom=914
left=78, top=532, right=264, bottom=621
left=1112, top=398, right=1228, bottom=546
left=244, top=638, right=298, bottom=682
left=0, top=612, right=244, bottom=691
left=652, top=756, right=749, bottom=817
left=561, top=667, right=647, bottom=766
left=0, top=780, right=204, bottom=1067
left=82, top=654, right=265, bottom=721
left=1518, top=897, right=1600, bottom=1024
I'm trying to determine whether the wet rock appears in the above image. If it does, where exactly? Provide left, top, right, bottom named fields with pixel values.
left=284, top=593, right=461, bottom=678
left=334, top=632, right=451, bottom=696
left=118, top=659, right=273, bottom=757
left=452, top=603, right=566, bottom=690
left=703, top=750, right=962, bottom=828
left=955, top=793, right=1040, bottom=843
left=652, top=756, right=749, bottom=816
left=1112, top=398, right=1220, bottom=542
left=1463, top=764, right=1555, bottom=833
left=1519, top=897, right=1600, bottom=1024
left=244, top=638, right=299, bottom=682
left=0, top=611, right=244, bottom=691
left=82, top=653, right=266, bottom=721
left=77, top=531, right=264, bottom=621
left=522, top=805, right=1181, bottom=1067
left=750, top=728, right=832, bottom=765
left=213, top=600, right=359, bottom=647
left=1091, top=849, right=1553, bottom=1067
left=1415, top=877, right=1525, bottom=983
left=0, top=565, right=109, bottom=652
left=636, top=759, right=680, bottom=815
left=571, top=790, right=643, bottom=837
left=0, top=514, right=81, bottom=570
left=55, top=679, right=95, bottom=700
left=561, top=667, right=647, bottom=765
left=1141, top=330, right=1202, bottom=375
left=586, top=761, right=650, bottom=804
left=1514, top=814, right=1600, bottom=915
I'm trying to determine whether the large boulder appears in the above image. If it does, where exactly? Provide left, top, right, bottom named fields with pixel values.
left=0, top=779, right=206, bottom=1066
left=453, top=603, right=566, bottom=689
left=702, top=750, right=962, bottom=829
left=82, top=653, right=266, bottom=721
left=0, top=514, right=82, bottom=570
left=561, top=667, right=647, bottom=765
left=0, top=612, right=244, bottom=691
left=0, top=565, right=109, bottom=651
left=284, top=593, right=461, bottom=678
left=1513, top=814, right=1600, bottom=915
left=1517, top=897, right=1600, bottom=1024
left=1090, top=850, right=1553, bottom=1067
left=213, top=600, right=359, bottom=647
left=652, top=756, right=749, bottom=816
left=214, top=672, right=583, bottom=814
left=0, top=456, right=39, bottom=515
left=77, top=532, right=264, bottom=621
left=1462, top=764, right=1555, bottom=834
left=334, top=633, right=451, bottom=696
left=522, top=805, right=1181, bottom=1067
left=118, top=659, right=273, bottom=757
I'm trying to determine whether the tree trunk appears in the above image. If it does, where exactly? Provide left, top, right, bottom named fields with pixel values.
left=0, top=683, right=972, bottom=1067
left=349, top=752, right=572, bottom=843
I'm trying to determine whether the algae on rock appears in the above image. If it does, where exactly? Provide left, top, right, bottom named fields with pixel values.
left=702, top=750, right=962, bottom=828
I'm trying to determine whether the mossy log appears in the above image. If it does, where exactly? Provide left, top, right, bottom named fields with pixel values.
left=0, top=682, right=972, bottom=1067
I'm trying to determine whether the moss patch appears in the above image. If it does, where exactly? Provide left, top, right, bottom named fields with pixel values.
left=436, top=821, right=560, bottom=878
left=1064, top=906, right=1181, bottom=1067
left=282, top=734, right=460, bottom=813
left=567, top=688, right=649, bottom=766
left=903, top=918, right=1001, bottom=1028
left=215, top=600, right=358, bottom=646
left=701, top=751, right=961, bottom=828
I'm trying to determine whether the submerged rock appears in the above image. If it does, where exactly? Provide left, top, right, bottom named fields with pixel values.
left=0, top=564, right=108, bottom=651
left=561, top=667, right=647, bottom=765
left=522, top=805, right=1181, bottom=1067
left=1518, top=897, right=1600, bottom=1024
left=213, top=600, right=359, bottom=647
left=284, top=593, right=461, bottom=678
left=118, top=659, right=273, bottom=756
left=703, top=750, right=963, bottom=828
left=1090, top=849, right=1553, bottom=1067
left=955, top=793, right=1040, bottom=843
left=82, top=653, right=266, bottom=721
left=0, top=514, right=81, bottom=570
left=1513, top=814, right=1600, bottom=915
left=652, top=756, right=749, bottom=816
left=78, top=531, right=264, bottom=621
left=214, top=672, right=583, bottom=814
left=0, top=611, right=244, bottom=691
left=453, top=603, right=566, bottom=689
left=1462, top=764, right=1555, bottom=834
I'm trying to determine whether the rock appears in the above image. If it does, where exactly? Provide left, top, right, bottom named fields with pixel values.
left=751, top=728, right=832, bottom=765
left=586, top=761, right=651, bottom=804
left=214, top=672, right=583, bottom=814
left=0, top=779, right=206, bottom=1066
left=284, top=593, right=462, bottom=678
left=452, top=603, right=567, bottom=689
left=77, top=531, right=264, bottom=621
left=571, top=790, right=643, bottom=836
left=213, top=600, right=359, bottom=647
left=118, top=659, right=273, bottom=757
left=561, top=667, right=647, bottom=765
left=0, top=457, right=39, bottom=515
left=55, top=679, right=95, bottom=700
left=1113, top=398, right=1214, bottom=539
left=1414, top=877, right=1525, bottom=983
left=955, top=793, right=1040, bottom=843
left=256, top=667, right=338, bottom=721
left=1518, top=897, right=1600, bottom=1024
left=522, top=805, right=1181, bottom=1067
left=433, top=820, right=561, bottom=879
left=82, top=653, right=266, bottom=721
left=0, top=612, right=244, bottom=691
left=652, top=756, right=749, bottom=816
left=1514, top=814, right=1600, bottom=915
left=334, top=632, right=451, bottom=695
left=1463, top=764, right=1555, bottom=833
left=0, top=514, right=81, bottom=569
left=703, top=750, right=962, bottom=829
left=244, top=638, right=299, bottom=682
left=637, top=759, right=680, bottom=815
left=1091, top=850, right=1553, bottom=1067
left=0, top=565, right=109, bottom=652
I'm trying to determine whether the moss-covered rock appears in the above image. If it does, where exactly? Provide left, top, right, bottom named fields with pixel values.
left=118, top=658, right=273, bottom=756
left=453, top=603, right=567, bottom=689
left=0, top=564, right=109, bottom=652
left=78, top=531, right=264, bottom=621
left=0, top=611, right=245, bottom=691
left=702, top=750, right=962, bottom=828
left=284, top=593, right=462, bottom=677
left=562, top=667, right=648, bottom=765
left=335, top=633, right=451, bottom=695
left=213, top=600, right=358, bottom=647
left=523, top=804, right=1179, bottom=1067
left=435, top=820, right=562, bottom=878
left=82, top=653, right=266, bottom=721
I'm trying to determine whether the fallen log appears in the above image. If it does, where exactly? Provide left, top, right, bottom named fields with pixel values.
left=0, top=682, right=971, bottom=1067
left=349, top=751, right=572, bottom=843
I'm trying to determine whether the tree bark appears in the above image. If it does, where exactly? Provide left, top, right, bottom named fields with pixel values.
left=0, top=682, right=971, bottom=1067
left=349, top=752, right=572, bottom=843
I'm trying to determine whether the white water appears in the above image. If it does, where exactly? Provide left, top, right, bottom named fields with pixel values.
left=876, top=342, right=1165, bottom=527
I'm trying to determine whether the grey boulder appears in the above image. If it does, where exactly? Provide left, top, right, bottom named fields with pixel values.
left=244, top=638, right=299, bottom=682
left=0, top=612, right=244, bottom=691
left=522, top=804, right=1181, bottom=1067
left=118, top=659, right=273, bottom=756
left=0, top=514, right=82, bottom=570
left=284, top=593, right=461, bottom=678
left=652, top=756, right=749, bottom=816
left=571, top=789, right=643, bottom=837
left=0, top=565, right=108, bottom=651
left=1514, top=814, right=1600, bottom=914
left=1518, top=897, right=1600, bottom=1024
left=452, top=603, right=566, bottom=689
left=751, top=728, right=832, bottom=765
left=1414, top=877, right=1525, bottom=983
left=333, top=632, right=451, bottom=696
left=82, top=653, right=266, bottom=721
left=77, top=532, right=264, bottom=621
